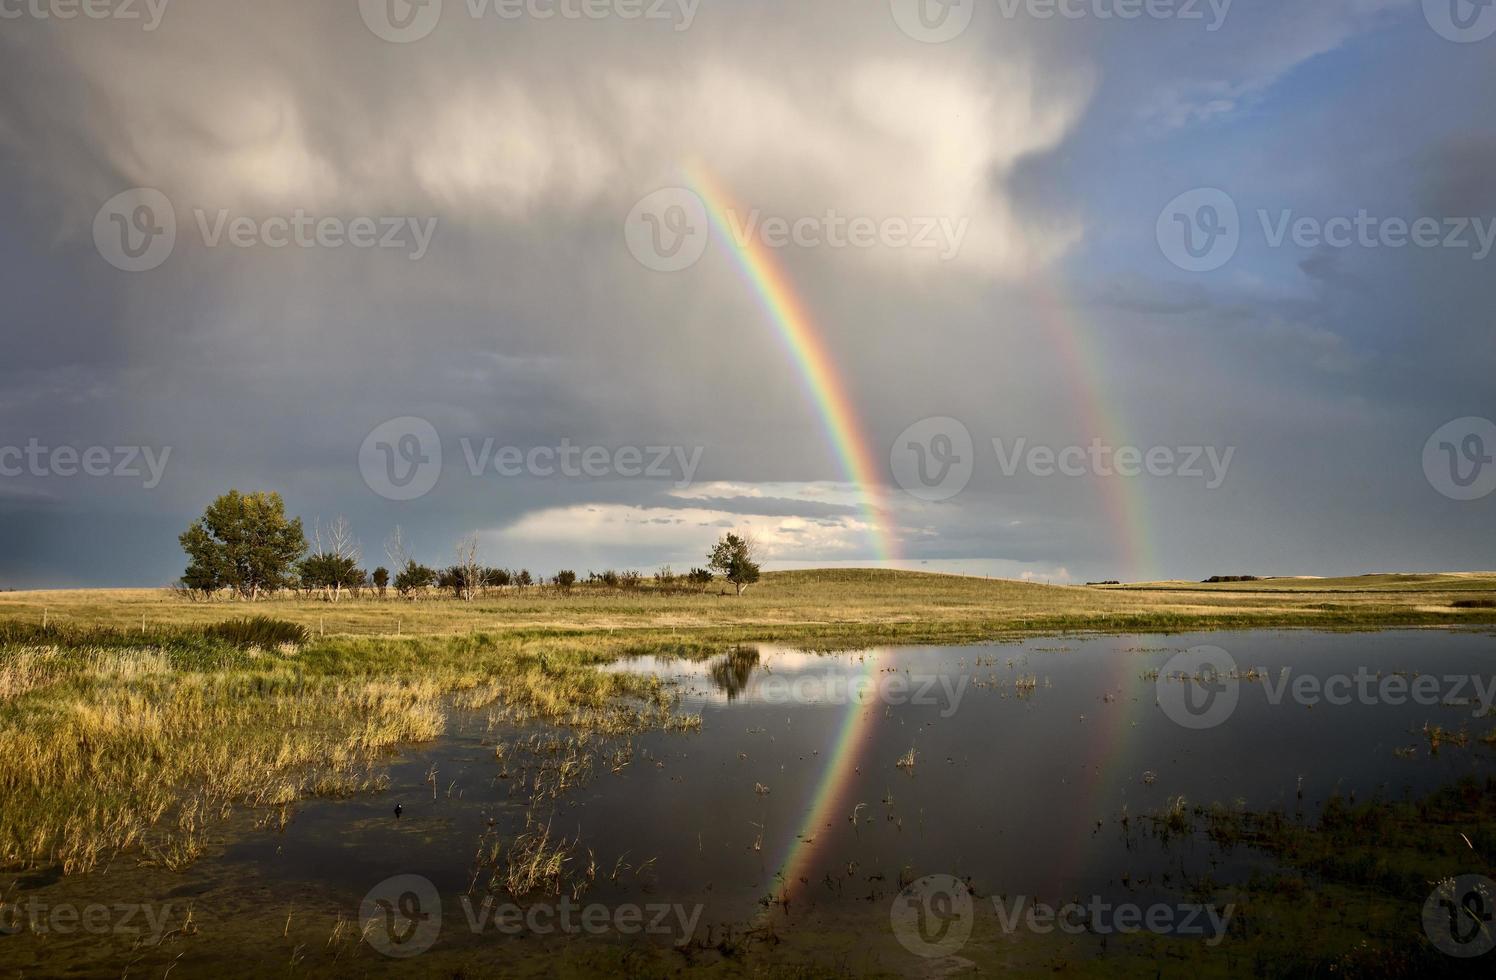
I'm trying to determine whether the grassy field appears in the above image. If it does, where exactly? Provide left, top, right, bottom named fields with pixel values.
left=4, top=569, right=1496, bottom=646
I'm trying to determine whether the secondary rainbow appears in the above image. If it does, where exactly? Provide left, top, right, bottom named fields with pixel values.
left=685, top=163, right=896, bottom=563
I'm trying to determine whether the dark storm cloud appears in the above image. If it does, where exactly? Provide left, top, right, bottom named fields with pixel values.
left=0, top=0, right=1491, bottom=586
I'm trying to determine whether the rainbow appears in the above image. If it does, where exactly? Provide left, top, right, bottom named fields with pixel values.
left=766, top=650, right=888, bottom=907
left=684, top=165, right=1158, bottom=912
left=1028, top=281, right=1156, bottom=583
left=685, top=164, right=897, bottom=563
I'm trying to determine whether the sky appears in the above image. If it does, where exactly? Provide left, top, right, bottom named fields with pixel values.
left=0, top=0, right=1493, bottom=587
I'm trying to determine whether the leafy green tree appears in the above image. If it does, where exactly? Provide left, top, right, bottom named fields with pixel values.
left=394, top=560, right=436, bottom=597
left=707, top=533, right=761, bottom=596
left=179, top=491, right=306, bottom=600
left=555, top=570, right=577, bottom=591
left=299, top=552, right=364, bottom=602
left=372, top=567, right=390, bottom=597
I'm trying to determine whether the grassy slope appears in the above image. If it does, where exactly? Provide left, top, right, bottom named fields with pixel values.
left=3, top=569, right=1496, bottom=645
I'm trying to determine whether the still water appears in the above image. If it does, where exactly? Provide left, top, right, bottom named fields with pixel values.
left=5, top=629, right=1494, bottom=975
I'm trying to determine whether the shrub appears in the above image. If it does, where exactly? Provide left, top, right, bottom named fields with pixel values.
left=1453, top=599, right=1496, bottom=609
left=203, top=616, right=310, bottom=649
left=555, top=570, right=577, bottom=591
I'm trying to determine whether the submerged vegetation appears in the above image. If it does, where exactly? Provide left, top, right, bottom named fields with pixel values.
left=1132, top=778, right=1496, bottom=977
left=0, top=619, right=690, bottom=875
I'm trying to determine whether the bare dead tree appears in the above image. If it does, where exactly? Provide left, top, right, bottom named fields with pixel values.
left=385, top=526, right=412, bottom=573
left=327, top=516, right=360, bottom=563
left=455, top=534, right=481, bottom=602
left=307, top=516, right=362, bottom=602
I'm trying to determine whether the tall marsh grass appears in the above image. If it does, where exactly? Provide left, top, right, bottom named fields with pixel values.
left=0, top=621, right=691, bottom=875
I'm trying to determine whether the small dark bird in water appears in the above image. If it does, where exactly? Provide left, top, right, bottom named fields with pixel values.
left=394, top=803, right=403, bottom=820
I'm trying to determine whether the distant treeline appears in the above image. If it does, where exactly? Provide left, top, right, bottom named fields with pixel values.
left=1204, top=575, right=1261, bottom=583
left=175, top=490, right=758, bottom=602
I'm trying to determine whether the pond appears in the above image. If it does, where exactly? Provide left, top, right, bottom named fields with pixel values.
left=5, top=629, right=1495, bottom=975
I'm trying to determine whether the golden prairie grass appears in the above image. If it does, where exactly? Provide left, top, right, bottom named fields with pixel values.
left=5, top=569, right=1495, bottom=644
